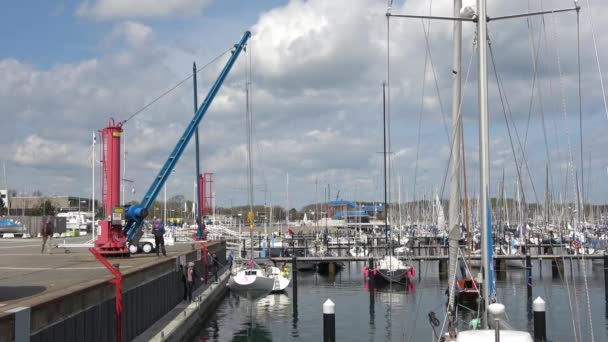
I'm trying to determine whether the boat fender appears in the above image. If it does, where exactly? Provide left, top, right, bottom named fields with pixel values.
left=373, top=268, right=377, bottom=276
left=410, top=267, right=416, bottom=277
left=363, top=266, right=368, bottom=277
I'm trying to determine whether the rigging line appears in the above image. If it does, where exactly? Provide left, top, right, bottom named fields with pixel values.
left=438, top=35, right=478, bottom=203
left=487, top=33, right=541, bottom=206
left=122, top=47, right=233, bottom=124
left=584, top=0, right=608, bottom=121
left=420, top=18, right=450, bottom=143
left=412, top=18, right=428, bottom=205
left=522, top=5, right=547, bottom=160
left=551, top=12, right=579, bottom=223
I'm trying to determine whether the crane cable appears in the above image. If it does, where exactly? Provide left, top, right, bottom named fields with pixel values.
left=121, top=47, right=233, bottom=125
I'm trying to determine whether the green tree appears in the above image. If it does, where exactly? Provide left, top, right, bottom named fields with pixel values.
left=0, top=197, right=6, bottom=216
left=31, top=199, right=56, bottom=216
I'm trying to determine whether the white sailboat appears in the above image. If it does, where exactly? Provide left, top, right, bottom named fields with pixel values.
left=266, top=265, right=291, bottom=292
left=227, top=76, right=274, bottom=300
left=228, top=262, right=275, bottom=300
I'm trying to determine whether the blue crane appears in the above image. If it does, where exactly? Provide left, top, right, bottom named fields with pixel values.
left=123, top=31, right=251, bottom=243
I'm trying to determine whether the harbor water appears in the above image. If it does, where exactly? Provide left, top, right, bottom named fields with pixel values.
left=192, top=260, right=607, bottom=342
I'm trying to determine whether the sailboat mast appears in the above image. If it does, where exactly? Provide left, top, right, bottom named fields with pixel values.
left=447, top=0, right=463, bottom=317
left=477, top=0, right=492, bottom=328
left=382, top=82, right=390, bottom=254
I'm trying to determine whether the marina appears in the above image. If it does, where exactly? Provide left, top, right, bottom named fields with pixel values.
left=3, top=0, right=608, bottom=341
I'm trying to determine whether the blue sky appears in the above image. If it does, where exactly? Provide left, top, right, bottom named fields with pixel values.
left=2, top=0, right=608, bottom=210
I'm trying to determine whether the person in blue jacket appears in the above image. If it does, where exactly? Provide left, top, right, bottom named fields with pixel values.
left=152, top=218, right=167, bottom=256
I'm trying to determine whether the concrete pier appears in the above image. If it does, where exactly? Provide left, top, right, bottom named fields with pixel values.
left=0, top=236, right=226, bottom=342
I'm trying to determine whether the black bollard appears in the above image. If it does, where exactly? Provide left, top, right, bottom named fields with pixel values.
left=526, top=254, right=532, bottom=298
left=604, top=253, right=608, bottom=303
left=292, top=255, right=298, bottom=302
left=323, top=299, right=336, bottom=342
left=533, top=297, right=546, bottom=341
left=368, top=257, right=375, bottom=288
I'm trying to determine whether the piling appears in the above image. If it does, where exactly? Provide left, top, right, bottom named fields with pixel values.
left=292, top=255, right=298, bottom=303
left=604, top=253, right=608, bottom=303
left=439, top=259, right=447, bottom=279
left=368, top=257, right=374, bottom=288
left=323, top=299, right=336, bottom=342
left=526, top=253, right=532, bottom=298
left=533, top=297, right=546, bottom=341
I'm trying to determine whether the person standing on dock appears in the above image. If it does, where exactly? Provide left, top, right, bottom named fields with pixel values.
left=211, top=253, right=219, bottom=282
left=186, top=261, right=202, bottom=303
left=227, top=252, right=233, bottom=273
left=152, top=218, right=167, bottom=257
left=40, top=217, right=54, bottom=254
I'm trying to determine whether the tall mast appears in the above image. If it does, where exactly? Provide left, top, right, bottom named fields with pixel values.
left=477, top=0, right=493, bottom=328
left=447, top=0, right=463, bottom=323
left=382, top=82, right=390, bottom=254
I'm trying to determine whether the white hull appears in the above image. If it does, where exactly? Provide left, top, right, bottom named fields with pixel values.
left=456, top=329, right=532, bottom=342
left=228, top=268, right=274, bottom=300
left=267, top=266, right=291, bottom=292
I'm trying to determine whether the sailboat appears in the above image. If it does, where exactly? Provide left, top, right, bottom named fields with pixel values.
left=373, top=82, right=414, bottom=285
left=227, top=74, right=274, bottom=300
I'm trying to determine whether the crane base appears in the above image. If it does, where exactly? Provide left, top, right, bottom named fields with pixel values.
left=95, top=221, right=130, bottom=257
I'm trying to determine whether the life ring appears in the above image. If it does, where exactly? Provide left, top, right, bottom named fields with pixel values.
left=571, top=240, right=581, bottom=250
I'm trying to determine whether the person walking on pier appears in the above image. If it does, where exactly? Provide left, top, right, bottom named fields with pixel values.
left=152, top=218, right=167, bottom=257
left=40, top=217, right=54, bottom=254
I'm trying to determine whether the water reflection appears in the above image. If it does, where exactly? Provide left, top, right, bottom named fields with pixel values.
left=193, top=261, right=608, bottom=341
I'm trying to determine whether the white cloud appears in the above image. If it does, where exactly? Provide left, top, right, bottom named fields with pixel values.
left=13, top=135, right=88, bottom=168
left=2, top=0, right=608, bottom=206
left=77, top=0, right=212, bottom=19
left=110, top=21, right=153, bottom=48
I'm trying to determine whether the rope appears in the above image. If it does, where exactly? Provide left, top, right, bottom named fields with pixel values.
left=583, top=0, right=608, bottom=121
left=121, top=47, right=233, bottom=124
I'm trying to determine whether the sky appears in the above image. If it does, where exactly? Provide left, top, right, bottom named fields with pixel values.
left=1, top=0, right=608, bottom=210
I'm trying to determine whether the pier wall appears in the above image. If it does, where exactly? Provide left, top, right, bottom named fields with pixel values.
left=0, top=241, right=225, bottom=342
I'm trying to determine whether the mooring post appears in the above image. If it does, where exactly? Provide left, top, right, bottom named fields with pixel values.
left=292, top=255, right=298, bottom=302
left=533, top=297, right=546, bottom=341
left=323, top=299, right=336, bottom=342
left=368, top=257, right=374, bottom=288
left=526, top=253, right=532, bottom=298
left=494, top=319, right=500, bottom=342
left=604, top=253, right=608, bottom=303
left=305, top=239, right=308, bottom=257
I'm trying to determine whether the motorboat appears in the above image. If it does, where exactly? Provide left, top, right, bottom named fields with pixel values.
left=228, top=261, right=274, bottom=300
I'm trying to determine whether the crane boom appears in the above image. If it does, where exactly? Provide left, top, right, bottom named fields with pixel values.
left=124, top=31, right=251, bottom=242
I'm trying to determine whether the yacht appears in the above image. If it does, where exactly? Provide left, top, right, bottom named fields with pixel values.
left=228, top=260, right=275, bottom=300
